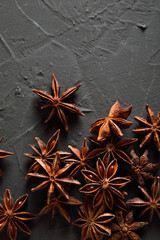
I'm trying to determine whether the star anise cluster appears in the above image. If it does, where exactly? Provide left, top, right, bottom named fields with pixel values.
left=71, top=102, right=159, bottom=240
left=1, top=72, right=160, bottom=240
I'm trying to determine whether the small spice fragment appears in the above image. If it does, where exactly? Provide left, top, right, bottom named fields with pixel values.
left=39, top=194, right=82, bottom=223
left=80, top=158, right=130, bottom=210
left=133, top=104, right=160, bottom=151
left=88, top=136, right=138, bottom=164
left=73, top=198, right=115, bottom=240
left=64, top=138, right=95, bottom=176
left=127, top=177, right=160, bottom=222
left=0, top=137, right=14, bottom=176
left=109, top=210, right=148, bottom=240
left=127, top=149, right=159, bottom=185
left=90, top=101, right=132, bottom=141
left=32, top=73, right=84, bottom=131
left=27, top=153, right=80, bottom=204
left=0, top=189, right=36, bottom=240
left=24, top=129, right=71, bottom=178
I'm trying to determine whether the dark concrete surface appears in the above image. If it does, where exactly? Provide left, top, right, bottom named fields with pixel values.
left=0, top=0, right=160, bottom=239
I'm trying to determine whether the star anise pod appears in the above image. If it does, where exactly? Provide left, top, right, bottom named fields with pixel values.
left=88, top=136, right=138, bottom=164
left=133, top=104, right=160, bottom=151
left=0, top=137, right=14, bottom=176
left=127, top=149, right=159, bottom=185
left=24, top=129, right=71, bottom=178
left=73, top=198, right=115, bottom=240
left=109, top=210, right=148, bottom=240
left=32, top=73, right=84, bottom=131
left=80, top=158, right=130, bottom=210
left=27, top=153, right=80, bottom=204
left=0, top=189, right=36, bottom=240
left=39, top=193, right=82, bottom=223
left=90, top=101, right=132, bottom=141
left=127, top=177, right=160, bottom=222
left=63, top=138, right=96, bottom=177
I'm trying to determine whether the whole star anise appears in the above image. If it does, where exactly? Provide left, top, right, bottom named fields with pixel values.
left=24, top=129, right=71, bottom=178
left=64, top=138, right=95, bottom=177
left=80, top=158, right=130, bottom=210
left=127, top=149, right=159, bottom=185
left=0, top=189, right=36, bottom=240
left=39, top=193, right=82, bottom=223
left=127, top=177, right=160, bottom=222
left=73, top=198, right=115, bottom=240
left=133, top=104, right=160, bottom=151
left=90, top=101, right=132, bottom=141
left=27, top=153, right=80, bottom=204
left=32, top=73, right=84, bottom=131
left=0, top=137, right=14, bottom=176
left=87, top=136, right=137, bottom=164
left=109, top=210, right=148, bottom=240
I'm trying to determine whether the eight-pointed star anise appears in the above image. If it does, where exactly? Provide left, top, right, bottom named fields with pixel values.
left=133, top=104, right=160, bottom=151
left=80, top=158, right=130, bottom=210
left=109, top=210, right=148, bottom=240
left=0, top=137, right=14, bottom=176
left=73, top=198, right=115, bottom=240
left=127, top=177, right=160, bottom=222
left=63, top=138, right=95, bottom=177
left=0, top=189, right=36, bottom=240
left=24, top=129, right=71, bottom=178
left=88, top=136, right=137, bottom=164
left=90, top=101, right=132, bottom=141
left=127, top=149, right=159, bottom=185
left=39, top=193, right=82, bottom=223
left=32, top=73, right=84, bottom=131
left=27, top=153, right=80, bottom=204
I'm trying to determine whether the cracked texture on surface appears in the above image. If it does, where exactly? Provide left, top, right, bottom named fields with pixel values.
left=0, top=0, right=160, bottom=239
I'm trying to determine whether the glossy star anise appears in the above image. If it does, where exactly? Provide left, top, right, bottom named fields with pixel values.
left=127, top=149, right=159, bottom=185
left=109, top=210, right=148, bottom=240
left=73, top=198, right=115, bottom=240
left=24, top=129, right=71, bottom=178
left=127, top=177, right=160, bottom=222
left=32, top=73, right=84, bottom=131
left=90, top=101, right=132, bottom=141
left=0, top=137, right=14, bottom=176
left=0, top=189, right=36, bottom=240
left=27, top=153, right=80, bottom=204
left=88, top=136, right=137, bottom=164
left=39, top=193, right=82, bottom=223
left=80, top=158, right=130, bottom=210
left=63, top=138, right=95, bottom=177
left=133, top=104, right=160, bottom=151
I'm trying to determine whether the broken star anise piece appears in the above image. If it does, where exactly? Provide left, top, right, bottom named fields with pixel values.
left=73, top=198, right=115, bottom=240
left=39, top=193, right=82, bottom=223
left=27, top=153, right=80, bottom=204
left=80, top=158, right=130, bottom=210
left=64, top=138, right=95, bottom=177
left=0, top=137, right=14, bottom=176
left=133, top=104, right=160, bottom=151
left=32, top=73, right=84, bottom=131
left=24, top=129, right=71, bottom=178
left=90, top=101, right=132, bottom=141
left=109, top=210, right=148, bottom=240
left=127, top=149, right=159, bottom=185
left=88, top=136, right=137, bottom=164
left=127, top=177, right=160, bottom=222
left=0, top=189, right=36, bottom=240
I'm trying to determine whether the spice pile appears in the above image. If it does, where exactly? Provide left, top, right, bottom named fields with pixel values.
left=0, top=74, right=159, bottom=240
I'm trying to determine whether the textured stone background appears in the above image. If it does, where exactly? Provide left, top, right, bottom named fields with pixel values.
left=0, top=0, right=160, bottom=239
